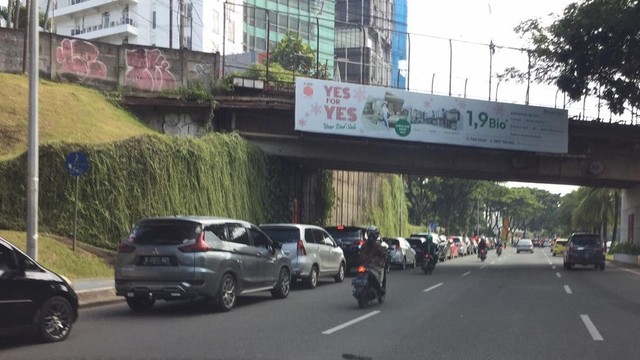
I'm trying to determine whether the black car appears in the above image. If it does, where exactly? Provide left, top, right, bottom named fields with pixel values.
left=324, top=226, right=367, bottom=273
left=563, top=233, right=606, bottom=270
left=0, top=237, right=79, bottom=342
left=406, top=237, right=427, bottom=265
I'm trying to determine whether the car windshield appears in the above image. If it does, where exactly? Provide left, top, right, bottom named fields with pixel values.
left=325, top=228, right=362, bottom=240
left=571, top=235, right=601, bottom=246
left=385, top=239, right=400, bottom=247
left=519, top=240, right=532, bottom=245
left=406, top=239, right=423, bottom=248
left=130, top=221, right=200, bottom=245
left=260, top=227, right=299, bottom=243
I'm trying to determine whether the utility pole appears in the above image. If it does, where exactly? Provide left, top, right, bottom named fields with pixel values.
left=179, top=0, right=185, bottom=49
left=22, top=0, right=30, bottom=73
left=26, top=0, right=39, bottom=260
left=169, top=0, right=173, bottom=48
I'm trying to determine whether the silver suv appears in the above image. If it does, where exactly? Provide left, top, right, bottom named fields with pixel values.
left=260, top=224, right=346, bottom=289
left=115, top=216, right=291, bottom=312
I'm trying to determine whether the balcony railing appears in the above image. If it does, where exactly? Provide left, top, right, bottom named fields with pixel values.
left=71, top=17, right=137, bottom=36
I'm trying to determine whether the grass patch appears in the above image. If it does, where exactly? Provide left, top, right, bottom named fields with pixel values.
left=0, top=73, right=156, bottom=160
left=0, top=230, right=114, bottom=281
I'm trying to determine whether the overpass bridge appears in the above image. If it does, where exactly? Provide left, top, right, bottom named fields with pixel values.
left=209, top=86, right=640, bottom=189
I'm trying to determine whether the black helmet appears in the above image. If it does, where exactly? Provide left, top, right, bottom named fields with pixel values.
left=365, top=225, right=380, bottom=244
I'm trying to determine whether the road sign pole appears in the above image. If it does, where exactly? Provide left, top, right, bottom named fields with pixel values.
left=73, top=175, right=79, bottom=252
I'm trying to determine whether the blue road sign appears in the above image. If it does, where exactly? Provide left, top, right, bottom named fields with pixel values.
left=65, top=152, right=90, bottom=177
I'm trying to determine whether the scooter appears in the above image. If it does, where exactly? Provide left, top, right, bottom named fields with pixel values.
left=422, top=253, right=437, bottom=274
left=496, top=245, right=503, bottom=256
left=480, top=248, right=487, bottom=262
left=352, top=264, right=386, bottom=309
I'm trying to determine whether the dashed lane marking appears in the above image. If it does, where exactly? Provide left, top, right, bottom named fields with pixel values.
left=580, top=314, right=604, bottom=341
left=462, top=271, right=471, bottom=277
left=564, top=285, right=572, bottom=294
left=322, top=311, right=381, bottom=335
left=423, top=283, right=444, bottom=292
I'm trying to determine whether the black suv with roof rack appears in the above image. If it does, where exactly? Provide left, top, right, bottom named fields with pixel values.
left=563, top=233, right=606, bottom=270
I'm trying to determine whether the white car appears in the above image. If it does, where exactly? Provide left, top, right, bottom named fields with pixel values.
left=384, top=237, right=417, bottom=270
left=516, top=239, right=534, bottom=253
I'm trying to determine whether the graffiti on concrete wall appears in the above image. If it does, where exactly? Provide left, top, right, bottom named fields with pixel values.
left=189, top=63, right=215, bottom=85
left=56, top=39, right=107, bottom=81
left=125, top=48, right=178, bottom=91
left=162, top=113, right=203, bottom=136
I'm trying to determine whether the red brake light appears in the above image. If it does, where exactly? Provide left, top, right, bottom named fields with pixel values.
left=424, top=253, right=431, bottom=259
left=118, top=237, right=136, bottom=253
left=297, top=240, right=307, bottom=256
left=179, top=232, right=212, bottom=253
left=357, top=265, right=367, bottom=273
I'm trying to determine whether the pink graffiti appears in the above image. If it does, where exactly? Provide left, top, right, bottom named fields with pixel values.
left=125, top=48, right=177, bottom=91
left=56, top=39, right=107, bottom=81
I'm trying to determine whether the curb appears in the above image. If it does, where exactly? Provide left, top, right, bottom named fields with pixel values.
left=76, top=287, right=124, bottom=309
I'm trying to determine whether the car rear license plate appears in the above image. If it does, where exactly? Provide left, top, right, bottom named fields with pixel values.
left=578, top=247, right=585, bottom=251
left=140, top=256, right=175, bottom=266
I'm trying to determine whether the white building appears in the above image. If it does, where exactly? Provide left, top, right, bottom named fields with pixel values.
left=43, top=0, right=243, bottom=54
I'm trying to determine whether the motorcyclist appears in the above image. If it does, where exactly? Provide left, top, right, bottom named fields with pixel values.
left=358, top=226, right=387, bottom=294
left=422, top=234, right=440, bottom=263
left=477, top=236, right=488, bottom=258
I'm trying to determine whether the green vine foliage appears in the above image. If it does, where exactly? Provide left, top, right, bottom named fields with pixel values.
left=610, top=242, right=640, bottom=255
left=0, top=133, right=292, bottom=249
left=364, top=175, right=422, bottom=237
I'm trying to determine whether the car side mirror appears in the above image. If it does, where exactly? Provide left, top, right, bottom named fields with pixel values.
left=335, top=239, right=343, bottom=247
left=272, top=241, right=282, bottom=251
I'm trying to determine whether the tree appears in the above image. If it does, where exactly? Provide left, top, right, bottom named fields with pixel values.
left=513, top=0, right=640, bottom=115
left=269, top=31, right=316, bottom=77
left=0, top=3, right=50, bottom=30
left=404, top=175, right=434, bottom=226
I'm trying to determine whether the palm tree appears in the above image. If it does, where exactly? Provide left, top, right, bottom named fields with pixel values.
left=571, top=187, right=619, bottom=242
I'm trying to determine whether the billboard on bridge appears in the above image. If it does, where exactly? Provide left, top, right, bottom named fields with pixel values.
left=295, top=77, right=568, bottom=154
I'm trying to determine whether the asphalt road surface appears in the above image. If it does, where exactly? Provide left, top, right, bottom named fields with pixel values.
left=2, top=247, right=640, bottom=360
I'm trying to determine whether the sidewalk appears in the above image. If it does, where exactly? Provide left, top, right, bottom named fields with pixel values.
left=72, top=278, right=122, bottom=308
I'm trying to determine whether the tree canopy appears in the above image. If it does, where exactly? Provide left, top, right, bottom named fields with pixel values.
left=513, top=0, right=640, bottom=115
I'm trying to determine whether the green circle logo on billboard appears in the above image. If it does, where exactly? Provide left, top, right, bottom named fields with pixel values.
left=394, top=119, right=411, bottom=137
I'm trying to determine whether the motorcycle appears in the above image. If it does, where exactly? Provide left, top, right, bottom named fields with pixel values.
left=480, top=248, right=487, bottom=262
left=352, top=264, right=386, bottom=308
left=496, top=245, right=503, bottom=256
left=422, top=253, right=437, bottom=274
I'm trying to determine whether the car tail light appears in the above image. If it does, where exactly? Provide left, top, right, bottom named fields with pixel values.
left=179, top=232, right=212, bottom=253
left=297, top=239, right=307, bottom=256
left=117, top=237, right=136, bottom=253
left=337, top=225, right=344, bottom=230
left=357, top=265, right=367, bottom=273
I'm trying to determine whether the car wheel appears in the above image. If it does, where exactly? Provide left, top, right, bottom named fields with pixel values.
left=401, top=257, right=406, bottom=270
left=272, top=267, right=291, bottom=299
left=517, top=250, right=520, bottom=254
left=38, top=296, right=74, bottom=342
left=126, top=297, right=155, bottom=312
left=306, top=266, right=319, bottom=289
left=216, top=273, right=236, bottom=312
left=335, top=262, right=346, bottom=282
left=552, top=253, right=556, bottom=257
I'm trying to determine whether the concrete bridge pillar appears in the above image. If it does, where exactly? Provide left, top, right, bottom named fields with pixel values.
left=620, top=185, right=640, bottom=244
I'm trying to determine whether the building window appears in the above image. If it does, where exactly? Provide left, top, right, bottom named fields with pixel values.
left=102, top=12, right=110, bottom=28
left=122, top=6, right=129, bottom=21
left=227, top=19, right=235, bottom=42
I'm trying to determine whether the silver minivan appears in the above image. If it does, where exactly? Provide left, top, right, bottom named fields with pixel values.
left=260, top=224, right=346, bottom=288
left=115, top=216, right=291, bottom=312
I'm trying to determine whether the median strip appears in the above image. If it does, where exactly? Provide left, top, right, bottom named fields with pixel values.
left=423, top=283, right=444, bottom=292
left=580, top=314, right=604, bottom=341
left=322, top=311, right=381, bottom=335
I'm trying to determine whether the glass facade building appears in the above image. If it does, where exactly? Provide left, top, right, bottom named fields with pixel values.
left=391, top=0, right=407, bottom=89
left=242, top=0, right=335, bottom=75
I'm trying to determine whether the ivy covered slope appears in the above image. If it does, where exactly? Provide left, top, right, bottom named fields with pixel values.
left=0, top=73, right=292, bottom=249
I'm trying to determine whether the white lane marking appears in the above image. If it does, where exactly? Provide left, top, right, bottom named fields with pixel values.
left=480, top=264, right=487, bottom=269
left=564, top=285, right=573, bottom=294
left=580, top=314, right=604, bottom=341
left=491, top=261, right=495, bottom=265
left=556, top=272, right=562, bottom=278
left=423, top=283, right=444, bottom=292
left=462, top=271, right=471, bottom=277
left=552, top=266, right=557, bottom=270
left=322, top=311, right=381, bottom=335
left=611, top=264, right=640, bottom=276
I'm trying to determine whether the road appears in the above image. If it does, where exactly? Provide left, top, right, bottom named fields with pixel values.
left=2, top=247, right=640, bottom=360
